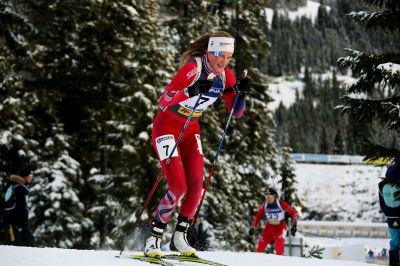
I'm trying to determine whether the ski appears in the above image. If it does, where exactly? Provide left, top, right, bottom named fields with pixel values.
left=164, top=254, right=228, bottom=266
left=127, top=255, right=175, bottom=266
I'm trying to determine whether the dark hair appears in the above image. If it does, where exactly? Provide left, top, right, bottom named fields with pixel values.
left=266, top=188, right=278, bottom=197
left=179, top=31, right=234, bottom=67
left=18, top=166, right=32, bottom=177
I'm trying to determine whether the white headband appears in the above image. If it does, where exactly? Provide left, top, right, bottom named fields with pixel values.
left=207, top=37, right=235, bottom=53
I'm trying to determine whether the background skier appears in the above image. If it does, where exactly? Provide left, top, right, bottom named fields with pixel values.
left=144, top=31, right=249, bottom=258
left=249, top=188, right=297, bottom=256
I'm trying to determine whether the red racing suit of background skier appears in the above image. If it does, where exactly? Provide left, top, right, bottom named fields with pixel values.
left=251, top=200, right=297, bottom=255
left=152, top=54, right=245, bottom=224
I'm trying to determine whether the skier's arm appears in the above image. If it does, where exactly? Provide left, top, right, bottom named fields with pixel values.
left=223, top=68, right=245, bottom=118
left=159, top=61, right=197, bottom=107
left=281, top=201, right=298, bottom=223
left=251, top=203, right=265, bottom=228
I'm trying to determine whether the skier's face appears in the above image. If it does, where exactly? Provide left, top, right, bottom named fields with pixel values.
left=266, top=194, right=276, bottom=204
left=207, top=51, right=233, bottom=74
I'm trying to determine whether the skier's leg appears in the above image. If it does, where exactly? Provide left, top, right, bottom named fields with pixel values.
left=171, top=129, right=203, bottom=256
left=144, top=219, right=167, bottom=257
left=145, top=113, right=190, bottom=257
left=156, top=159, right=187, bottom=223
left=256, top=225, right=274, bottom=252
left=179, top=131, right=204, bottom=219
left=151, top=113, right=190, bottom=224
left=274, top=230, right=285, bottom=256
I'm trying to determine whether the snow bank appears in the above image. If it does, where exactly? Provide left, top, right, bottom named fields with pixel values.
left=0, top=245, right=374, bottom=266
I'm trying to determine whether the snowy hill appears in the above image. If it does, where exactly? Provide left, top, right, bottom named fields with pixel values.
left=265, top=0, right=331, bottom=27
left=294, top=163, right=386, bottom=222
left=0, top=245, right=376, bottom=266
left=267, top=71, right=356, bottom=110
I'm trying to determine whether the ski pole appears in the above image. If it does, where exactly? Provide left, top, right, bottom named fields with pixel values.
left=192, top=70, right=248, bottom=225
left=202, top=3, right=219, bottom=33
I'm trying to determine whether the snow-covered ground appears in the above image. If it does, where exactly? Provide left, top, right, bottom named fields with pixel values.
left=0, top=164, right=388, bottom=266
left=0, top=245, right=378, bottom=266
left=293, top=163, right=389, bottom=264
left=294, top=163, right=386, bottom=222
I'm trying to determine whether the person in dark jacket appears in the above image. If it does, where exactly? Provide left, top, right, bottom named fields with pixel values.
left=379, top=163, right=400, bottom=266
left=3, top=167, right=35, bottom=246
left=188, top=211, right=214, bottom=251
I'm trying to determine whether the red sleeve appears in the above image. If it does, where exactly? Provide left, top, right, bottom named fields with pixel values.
left=252, top=202, right=265, bottom=228
left=280, top=201, right=298, bottom=223
left=159, top=61, right=198, bottom=107
left=223, top=67, right=245, bottom=118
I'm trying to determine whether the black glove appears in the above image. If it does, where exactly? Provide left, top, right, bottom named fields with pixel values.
left=235, top=77, right=250, bottom=94
left=290, top=223, right=297, bottom=237
left=187, top=79, right=213, bottom=97
left=249, top=227, right=255, bottom=236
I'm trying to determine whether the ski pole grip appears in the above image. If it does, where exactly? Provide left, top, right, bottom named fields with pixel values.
left=207, top=3, right=219, bottom=15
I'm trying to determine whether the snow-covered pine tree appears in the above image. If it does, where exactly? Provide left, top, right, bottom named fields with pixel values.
left=29, top=124, right=94, bottom=248
left=0, top=1, right=41, bottom=243
left=0, top=1, right=38, bottom=176
left=1, top=0, right=175, bottom=248
left=337, top=0, right=400, bottom=163
left=278, top=147, right=301, bottom=207
left=88, top=1, right=176, bottom=249
left=162, top=0, right=220, bottom=55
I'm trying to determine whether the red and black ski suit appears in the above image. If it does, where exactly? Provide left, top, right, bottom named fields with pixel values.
left=152, top=54, right=245, bottom=224
left=251, top=200, right=297, bottom=255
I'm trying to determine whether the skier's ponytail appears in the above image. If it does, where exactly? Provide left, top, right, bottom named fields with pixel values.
left=179, top=31, right=233, bottom=67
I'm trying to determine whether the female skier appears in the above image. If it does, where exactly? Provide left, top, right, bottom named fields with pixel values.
left=249, top=188, right=298, bottom=256
left=144, top=31, right=249, bottom=257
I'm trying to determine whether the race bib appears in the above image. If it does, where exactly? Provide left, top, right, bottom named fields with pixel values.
left=266, top=213, right=283, bottom=221
left=155, top=134, right=178, bottom=161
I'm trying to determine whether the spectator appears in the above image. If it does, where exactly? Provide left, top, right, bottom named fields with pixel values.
left=379, top=163, right=400, bottom=266
left=3, top=166, right=35, bottom=246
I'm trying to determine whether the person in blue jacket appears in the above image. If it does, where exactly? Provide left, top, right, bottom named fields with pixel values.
left=3, top=167, right=35, bottom=246
left=379, top=162, right=400, bottom=266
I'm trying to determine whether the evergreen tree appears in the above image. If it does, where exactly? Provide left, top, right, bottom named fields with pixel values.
left=1, top=0, right=175, bottom=248
left=278, top=147, right=301, bottom=206
left=337, top=0, right=400, bottom=163
left=333, top=128, right=346, bottom=154
left=319, top=127, right=330, bottom=154
left=30, top=124, right=93, bottom=248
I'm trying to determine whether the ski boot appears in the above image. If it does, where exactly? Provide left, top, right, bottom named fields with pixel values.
left=170, top=215, right=196, bottom=256
left=144, top=219, right=166, bottom=258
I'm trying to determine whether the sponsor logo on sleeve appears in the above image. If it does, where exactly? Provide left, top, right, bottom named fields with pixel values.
left=186, top=67, right=197, bottom=79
